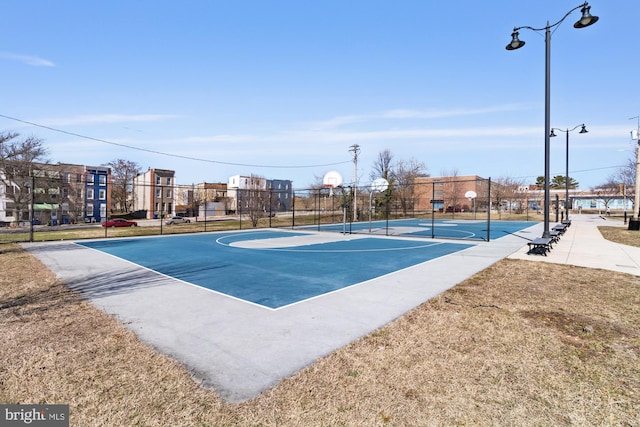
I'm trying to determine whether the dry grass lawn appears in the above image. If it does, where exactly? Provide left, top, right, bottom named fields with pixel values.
left=1, top=231, right=639, bottom=425
left=599, top=225, right=640, bottom=247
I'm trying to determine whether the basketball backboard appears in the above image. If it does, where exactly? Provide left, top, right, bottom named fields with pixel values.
left=323, top=171, right=343, bottom=188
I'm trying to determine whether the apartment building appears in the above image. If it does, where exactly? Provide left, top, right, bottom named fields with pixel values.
left=132, top=168, right=176, bottom=219
left=0, top=163, right=111, bottom=225
left=227, top=175, right=293, bottom=214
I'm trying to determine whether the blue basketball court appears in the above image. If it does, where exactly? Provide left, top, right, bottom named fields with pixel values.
left=79, top=230, right=474, bottom=309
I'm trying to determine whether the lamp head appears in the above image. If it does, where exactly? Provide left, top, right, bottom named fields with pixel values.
left=579, top=124, right=588, bottom=134
left=506, top=30, right=525, bottom=50
left=549, top=129, right=557, bottom=138
left=574, top=3, right=599, bottom=28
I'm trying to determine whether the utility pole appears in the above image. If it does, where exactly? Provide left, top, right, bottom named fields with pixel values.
left=349, top=144, right=360, bottom=221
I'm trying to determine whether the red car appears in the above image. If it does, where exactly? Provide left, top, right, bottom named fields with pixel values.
left=101, top=218, right=138, bottom=228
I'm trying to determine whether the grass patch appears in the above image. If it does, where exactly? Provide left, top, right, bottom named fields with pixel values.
left=1, top=242, right=639, bottom=425
left=599, top=225, right=640, bottom=247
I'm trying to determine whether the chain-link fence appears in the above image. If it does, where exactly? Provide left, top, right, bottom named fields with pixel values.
left=2, top=175, right=498, bottom=243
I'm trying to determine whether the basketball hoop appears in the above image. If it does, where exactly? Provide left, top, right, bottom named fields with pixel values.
left=323, top=170, right=343, bottom=197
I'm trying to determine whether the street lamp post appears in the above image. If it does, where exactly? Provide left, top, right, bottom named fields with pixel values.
left=506, top=2, right=598, bottom=238
left=550, top=124, right=588, bottom=221
left=631, top=116, right=640, bottom=223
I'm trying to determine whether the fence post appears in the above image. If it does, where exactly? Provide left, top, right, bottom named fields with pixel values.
left=486, top=178, right=491, bottom=242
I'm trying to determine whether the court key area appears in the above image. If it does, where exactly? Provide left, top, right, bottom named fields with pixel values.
left=24, top=220, right=537, bottom=402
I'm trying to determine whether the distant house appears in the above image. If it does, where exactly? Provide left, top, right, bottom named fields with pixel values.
left=175, top=182, right=228, bottom=217
left=132, top=168, right=176, bottom=219
left=268, top=179, right=293, bottom=212
left=0, top=169, right=18, bottom=225
left=227, top=175, right=267, bottom=214
left=84, top=166, right=110, bottom=223
left=0, top=162, right=111, bottom=225
left=227, top=175, right=293, bottom=214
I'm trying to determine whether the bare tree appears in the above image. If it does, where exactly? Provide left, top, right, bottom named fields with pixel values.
left=239, top=174, right=268, bottom=227
left=440, top=168, right=463, bottom=217
left=370, top=149, right=393, bottom=182
left=614, top=144, right=638, bottom=202
left=105, top=159, right=141, bottom=213
left=0, top=132, right=49, bottom=224
left=592, top=179, right=621, bottom=213
left=492, top=176, right=526, bottom=214
left=392, top=158, right=426, bottom=216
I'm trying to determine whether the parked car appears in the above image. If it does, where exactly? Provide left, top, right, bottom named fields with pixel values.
left=101, top=218, right=138, bottom=228
left=166, top=216, right=191, bottom=225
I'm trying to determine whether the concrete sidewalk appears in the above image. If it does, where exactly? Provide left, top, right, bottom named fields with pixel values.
left=508, top=214, right=640, bottom=276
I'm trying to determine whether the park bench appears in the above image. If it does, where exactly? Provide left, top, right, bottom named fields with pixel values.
left=527, top=237, right=553, bottom=256
left=562, top=219, right=571, bottom=228
left=553, top=223, right=567, bottom=235
left=549, top=230, right=561, bottom=244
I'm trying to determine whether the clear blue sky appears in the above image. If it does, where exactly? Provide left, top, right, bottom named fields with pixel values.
left=1, top=1, right=638, bottom=190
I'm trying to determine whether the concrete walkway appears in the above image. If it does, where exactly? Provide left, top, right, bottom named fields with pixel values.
left=508, top=214, right=640, bottom=276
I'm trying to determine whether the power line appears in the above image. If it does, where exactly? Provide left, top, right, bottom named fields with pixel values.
left=0, top=113, right=351, bottom=169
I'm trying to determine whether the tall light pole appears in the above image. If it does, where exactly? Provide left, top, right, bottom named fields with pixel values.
left=550, top=124, right=588, bottom=221
left=506, top=2, right=598, bottom=238
left=349, top=144, right=360, bottom=222
left=631, top=116, right=640, bottom=224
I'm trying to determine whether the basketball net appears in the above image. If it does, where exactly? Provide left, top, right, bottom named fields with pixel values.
left=325, top=185, right=334, bottom=197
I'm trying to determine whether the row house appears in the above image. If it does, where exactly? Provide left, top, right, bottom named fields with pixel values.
left=0, top=163, right=111, bottom=225
left=227, top=175, right=293, bottom=214
left=268, top=179, right=293, bottom=212
left=132, top=168, right=176, bottom=219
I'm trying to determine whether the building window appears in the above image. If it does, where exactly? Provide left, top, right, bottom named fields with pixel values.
left=61, top=188, right=69, bottom=198
left=156, top=189, right=161, bottom=198
left=77, top=189, right=83, bottom=198
left=166, top=177, right=171, bottom=185
left=156, top=176, right=161, bottom=185
left=76, top=174, right=82, bottom=183
left=99, top=189, right=106, bottom=200
left=86, top=204, right=94, bottom=216
left=87, top=174, right=94, bottom=184
left=166, top=189, right=172, bottom=198
left=99, top=175, right=106, bottom=185
left=87, top=189, right=94, bottom=200
left=63, top=173, right=71, bottom=183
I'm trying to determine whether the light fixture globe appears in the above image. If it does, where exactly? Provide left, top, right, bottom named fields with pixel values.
left=579, top=124, right=588, bottom=133
left=506, top=30, right=525, bottom=50
left=574, top=4, right=599, bottom=28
